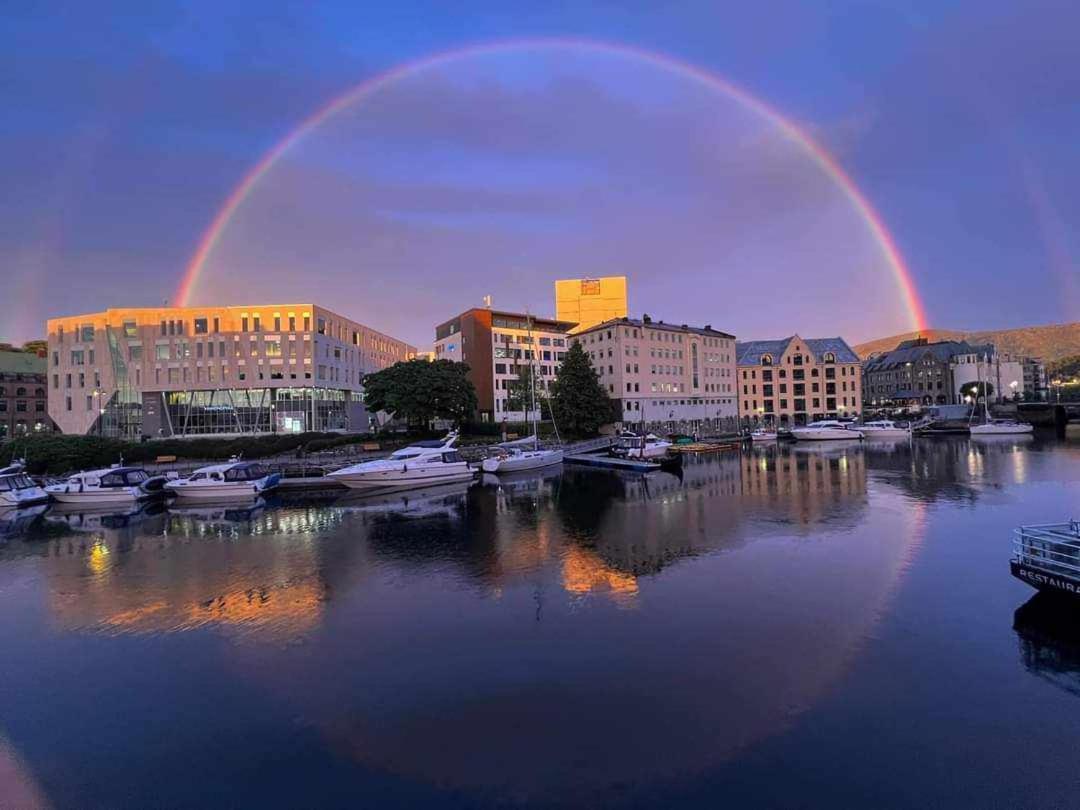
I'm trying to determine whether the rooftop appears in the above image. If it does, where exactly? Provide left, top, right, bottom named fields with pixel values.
left=862, top=339, right=981, bottom=372
left=575, top=316, right=735, bottom=339
left=0, top=350, right=46, bottom=375
left=735, top=336, right=860, bottom=365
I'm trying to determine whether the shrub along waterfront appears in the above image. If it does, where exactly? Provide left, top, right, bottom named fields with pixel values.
left=0, top=423, right=563, bottom=475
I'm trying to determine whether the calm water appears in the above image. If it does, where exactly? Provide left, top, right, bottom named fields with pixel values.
left=1, top=436, right=1078, bottom=808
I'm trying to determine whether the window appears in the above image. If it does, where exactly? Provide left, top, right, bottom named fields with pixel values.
left=123, top=320, right=137, bottom=337
left=70, top=350, right=84, bottom=365
left=129, top=345, right=143, bottom=361
left=253, top=315, right=261, bottom=332
left=274, top=316, right=281, bottom=331
left=213, top=317, right=220, bottom=333
left=155, top=344, right=169, bottom=360
left=79, top=324, right=94, bottom=342
left=194, top=317, right=208, bottom=334
left=242, top=317, right=249, bottom=332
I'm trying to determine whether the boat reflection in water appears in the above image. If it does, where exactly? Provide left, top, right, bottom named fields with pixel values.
left=1014, top=593, right=1080, bottom=698
left=0, top=439, right=969, bottom=804
left=0, top=504, right=48, bottom=539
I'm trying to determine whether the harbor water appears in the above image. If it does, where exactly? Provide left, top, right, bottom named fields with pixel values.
left=0, top=435, right=1078, bottom=807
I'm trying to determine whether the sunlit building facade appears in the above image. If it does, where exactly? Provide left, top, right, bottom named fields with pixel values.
left=737, top=336, right=862, bottom=425
left=434, top=307, right=575, bottom=422
left=46, top=305, right=416, bottom=438
left=555, top=276, right=628, bottom=334
left=572, top=316, right=739, bottom=432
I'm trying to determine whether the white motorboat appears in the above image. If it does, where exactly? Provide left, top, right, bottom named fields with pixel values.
left=327, top=431, right=475, bottom=491
left=971, top=419, right=1034, bottom=436
left=614, top=432, right=673, bottom=459
left=749, top=428, right=777, bottom=442
left=45, top=465, right=168, bottom=505
left=791, top=420, right=863, bottom=441
left=165, top=460, right=281, bottom=501
left=0, top=461, right=49, bottom=507
left=858, top=420, right=911, bottom=439
left=481, top=437, right=564, bottom=474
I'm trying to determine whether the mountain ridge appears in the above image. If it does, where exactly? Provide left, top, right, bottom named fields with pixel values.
left=853, top=322, right=1080, bottom=363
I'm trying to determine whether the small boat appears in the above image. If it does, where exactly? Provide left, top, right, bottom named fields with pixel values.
left=971, top=419, right=1034, bottom=436
left=749, top=428, right=777, bottom=443
left=45, top=465, right=168, bottom=505
left=165, top=459, right=280, bottom=501
left=790, top=420, right=863, bottom=441
left=481, top=446, right=564, bottom=474
left=858, top=420, right=911, bottom=439
left=1012, top=520, right=1080, bottom=597
left=0, top=460, right=49, bottom=507
left=613, top=432, right=673, bottom=459
left=327, top=431, right=474, bottom=491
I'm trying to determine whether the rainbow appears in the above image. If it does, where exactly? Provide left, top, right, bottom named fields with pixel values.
left=176, top=37, right=928, bottom=331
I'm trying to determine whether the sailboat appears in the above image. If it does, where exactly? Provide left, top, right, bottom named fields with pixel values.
left=969, top=354, right=1033, bottom=436
left=482, top=312, right=564, bottom=474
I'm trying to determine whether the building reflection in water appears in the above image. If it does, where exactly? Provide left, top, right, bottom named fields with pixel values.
left=0, top=440, right=943, bottom=799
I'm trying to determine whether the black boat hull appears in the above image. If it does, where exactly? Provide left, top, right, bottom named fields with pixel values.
left=1011, top=561, right=1080, bottom=598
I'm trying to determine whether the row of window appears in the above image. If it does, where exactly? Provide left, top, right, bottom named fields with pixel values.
left=0, top=387, right=45, bottom=397
left=743, top=365, right=855, bottom=380
left=0, top=400, right=45, bottom=412
left=745, top=396, right=858, bottom=413
left=743, top=380, right=855, bottom=396
left=758, top=352, right=842, bottom=366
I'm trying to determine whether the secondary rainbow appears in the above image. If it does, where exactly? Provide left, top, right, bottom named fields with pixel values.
left=176, top=37, right=928, bottom=331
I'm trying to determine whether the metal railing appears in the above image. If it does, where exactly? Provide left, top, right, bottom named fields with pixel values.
left=1014, top=521, right=1080, bottom=577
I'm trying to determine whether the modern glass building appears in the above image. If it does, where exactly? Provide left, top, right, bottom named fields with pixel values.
left=46, top=305, right=416, bottom=438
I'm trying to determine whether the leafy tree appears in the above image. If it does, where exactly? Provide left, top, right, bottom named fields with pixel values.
left=548, top=342, right=615, bottom=438
left=1049, top=355, right=1080, bottom=380
left=505, top=362, right=543, bottom=414
left=363, top=359, right=478, bottom=428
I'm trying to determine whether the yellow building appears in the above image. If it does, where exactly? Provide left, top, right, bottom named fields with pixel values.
left=554, top=276, right=628, bottom=333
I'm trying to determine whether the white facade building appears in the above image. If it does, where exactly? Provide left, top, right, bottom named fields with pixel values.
left=572, top=317, right=738, bottom=433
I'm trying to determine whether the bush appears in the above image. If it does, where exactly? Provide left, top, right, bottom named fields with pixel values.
left=0, top=431, right=372, bottom=474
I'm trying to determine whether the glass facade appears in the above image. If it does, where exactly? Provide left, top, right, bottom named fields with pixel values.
left=162, top=387, right=358, bottom=436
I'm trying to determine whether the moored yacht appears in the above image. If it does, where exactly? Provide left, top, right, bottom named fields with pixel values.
left=791, top=420, right=863, bottom=441
left=971, top=418, right=1034, bottom=436
left=165, top=460, right=280, bottom=501
left=0, top=461, right=49, bottom=507
left=45, top=465, right=168, bottom=505
left=327, top=431, right=474, bottom=491
left=859, top=420, right=911, bottom=439
left=481, top=437, right=563, bottom=474
left=749, top=427, right=777, bottom=442
left=613, top=432, right=673, bottom=459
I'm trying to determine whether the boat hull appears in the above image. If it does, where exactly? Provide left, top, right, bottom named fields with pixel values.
left=482, top=451, right=563, bottom=474
left=45, top=488, right=148, bottom=505
left=330, top=467, right=474, bottom=491
left=1011, top=561, right=1080, bottom=598
left=791, top=429, right=863, bottom=441
left=750, top=433, right=777, bottom=442
left=0, top=488, right=49, bottom=507
left=166, top=478, right=278, bottom=501
left=859, top=429, right=911, bottom=439
left=971, top=424, right=1034, bottom=436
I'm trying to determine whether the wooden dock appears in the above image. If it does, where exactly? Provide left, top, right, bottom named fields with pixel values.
left=563, top=453, right=661, bottom=472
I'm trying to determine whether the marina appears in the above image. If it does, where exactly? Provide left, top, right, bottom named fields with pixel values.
left=0, top=435, right=1077, bottom=807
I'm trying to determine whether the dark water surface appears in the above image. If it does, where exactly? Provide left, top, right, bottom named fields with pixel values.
left=1, top=436, right=1078, bottom=808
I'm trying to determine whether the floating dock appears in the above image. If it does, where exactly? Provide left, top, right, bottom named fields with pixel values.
left=563, top=453, right=661, bottom=472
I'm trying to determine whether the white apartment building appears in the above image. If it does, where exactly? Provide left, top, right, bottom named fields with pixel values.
left=951, top=346, right=1027, bottom=403
left=572, top=317, right=738, bottom=433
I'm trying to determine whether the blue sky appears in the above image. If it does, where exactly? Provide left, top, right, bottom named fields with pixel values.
left=2, top=0, right=1077, bottom=346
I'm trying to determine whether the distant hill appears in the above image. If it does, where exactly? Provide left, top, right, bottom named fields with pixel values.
left=854, top=322, right=1080, bottom=363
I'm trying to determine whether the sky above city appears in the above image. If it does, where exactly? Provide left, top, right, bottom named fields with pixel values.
left=3, top=0, right=1078, bottom=348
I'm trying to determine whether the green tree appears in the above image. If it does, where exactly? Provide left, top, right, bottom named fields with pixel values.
left=505, top=362, right=542, bottom=414
left=548, top=342, right=615, bottom=438
left=362, top=359, right=477, bottom=428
